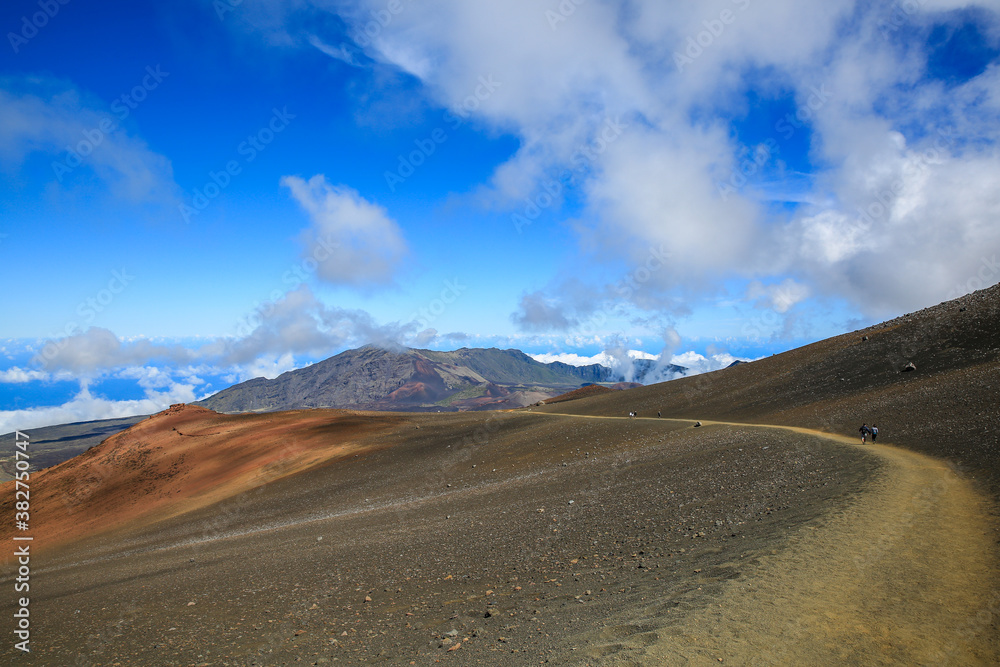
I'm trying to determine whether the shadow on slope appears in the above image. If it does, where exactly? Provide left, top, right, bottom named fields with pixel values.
left=537, top=284, right=1000, bottom=495
left=0, top=404, right=402, bottom=553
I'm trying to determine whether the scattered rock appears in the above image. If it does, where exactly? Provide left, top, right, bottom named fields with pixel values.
left=694, top=421, right=702, bottom=428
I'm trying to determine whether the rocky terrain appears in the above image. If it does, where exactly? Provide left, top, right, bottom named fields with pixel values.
left=196, top=346, right=685, bottom=415
left=543, top=283, right=1000, bottom=495
left=0, top=415, right=146, bottom=482
left=0, top=285, right=998, bottom=665
left=1, top=410, right=887, bottom=665
left=195, top=346, right=618, bottom=414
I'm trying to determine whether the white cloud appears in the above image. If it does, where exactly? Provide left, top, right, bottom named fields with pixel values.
left=320, top=0, right=1000, bottom=317
left=235, top=352, right=299, bottom=382
left=670, top=350, right=744, bottom=375
left=0, top=367, right=50, bottom=383
left=747, top=279, right=811, bottom=313
left=0, top=80, right=176, bottom=202
left=308, top=35, right=360, bottom=66
left=511, top=291, right=576, bottom=332
left=282, top=175, right=408, bottom=287
left=0, top=380, right=198, bottom=436
left=33, top=327, right=192, bottom=373
left=29, top=285, right=416, bottom=375
left=531, top=345, right=749, bottom=385
left=529, top=349, right=656, bottom=367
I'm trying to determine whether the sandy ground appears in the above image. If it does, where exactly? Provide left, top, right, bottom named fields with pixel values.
left=548, top=416, right=1000, bottom=665
left=1, top=409, right=996, bottom=665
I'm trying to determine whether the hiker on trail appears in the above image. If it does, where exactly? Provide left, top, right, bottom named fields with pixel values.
left=871, top=424, right=879, bottom=442
left=657, top=411, right=661, bottom=418
left=859, top=423, right=870, bottom=444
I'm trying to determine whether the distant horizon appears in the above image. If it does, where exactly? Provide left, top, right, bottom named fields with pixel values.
left=3, top=1, right=998, bottom=433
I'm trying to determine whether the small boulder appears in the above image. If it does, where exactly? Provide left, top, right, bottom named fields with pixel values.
left=901, top=362, right=916, bottom=372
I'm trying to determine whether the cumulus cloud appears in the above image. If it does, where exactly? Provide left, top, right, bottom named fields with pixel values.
left=0, top=380, right=198, bottom=436
left=0, top=79, right=177, bottom=202
left=33, top=327, right=192, bottom=373
left=220, top=284, right=415, bottom=364
left=510, top=291, right=577, bottom=332
left=282, top=175, right=409, bottom=287
left=30, top=286, right=416, bottom=378
left=530, top=343, right=747, bottom=385
left=0, top=368, right=51, bottom=383
left=530, top=349, right=656, bottom=368
left=308, top=34, right=360, bottom=66
left=746, top=279, right=811, bottom=313
left=313, top=0, right=1000, bottom=317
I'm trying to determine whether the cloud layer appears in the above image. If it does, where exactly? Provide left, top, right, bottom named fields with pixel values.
left=282, top=175, right=409, bottom=287
left=319, top=0, right=999, bottom=322
left=0, top=79, right=176, bottom=202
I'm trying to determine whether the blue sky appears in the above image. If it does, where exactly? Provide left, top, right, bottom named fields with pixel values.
left=2, top=0, right=999, bottom=432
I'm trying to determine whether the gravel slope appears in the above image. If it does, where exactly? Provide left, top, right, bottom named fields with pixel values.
left=2, top=413, right=878, bottom=665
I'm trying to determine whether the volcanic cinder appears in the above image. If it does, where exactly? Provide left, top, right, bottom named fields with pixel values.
left=1, top=285, right=998, bottom=665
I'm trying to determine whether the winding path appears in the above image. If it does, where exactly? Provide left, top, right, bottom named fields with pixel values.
left=539, top=413, right=1000, bottom=665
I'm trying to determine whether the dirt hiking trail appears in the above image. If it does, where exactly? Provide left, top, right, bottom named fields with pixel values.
left=540, top=413, right=1000, bottom=665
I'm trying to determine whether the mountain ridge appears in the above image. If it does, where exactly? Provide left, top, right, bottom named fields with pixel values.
left=197, top=345, right=685, bottom=413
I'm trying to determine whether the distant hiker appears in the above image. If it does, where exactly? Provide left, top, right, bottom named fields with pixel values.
left=871, top=424, right=879, bottom=442
left=657, top=411, right=661, bottom=418
left=859, top=423, right=870, bottom=444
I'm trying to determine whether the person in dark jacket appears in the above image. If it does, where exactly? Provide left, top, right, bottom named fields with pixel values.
left=859, top=423, right=870, bottom=444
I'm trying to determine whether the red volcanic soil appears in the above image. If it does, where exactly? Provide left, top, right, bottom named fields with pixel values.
left=543, top=384, right=614, bottom=404
left=388, top=381, right=434, bottom=402
left=612, top=381, right=643, bottom=390
left=0, top=404, right=402, bottom=553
